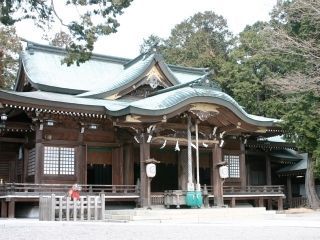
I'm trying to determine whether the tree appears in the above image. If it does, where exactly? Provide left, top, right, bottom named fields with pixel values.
left=50, top=31, right=72, bottom=47
left=281, top=92, right=320, bottom=209
left=264, top=0, right=320, bottom=209
left=162, top=11, right=233, bottom=71
left=0, top=0, right=133, bottom=65
left=0, top=25, right=22, bottom=89
left=139, top=34, right=164, bottom=54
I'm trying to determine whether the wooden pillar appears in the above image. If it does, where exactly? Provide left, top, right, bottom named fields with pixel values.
left=266, top=154, right=272, bottom=210
left=277, top=197, right=283, bottom=211
left=266, top=154, right=272, bottom=185
left=178, top=149, right=188, bottom=190
left=240, top=140, right=246, bottom=189
left=246, top=162, right=251, bottom=186
left=123, top=144, right=134, bottom=185
left=211, top=144, right=224, bottom=207
left=8, top=200, right=15, bottom=218
left=287, top=175, right=292, bottom=207
left=23, top=147, right=29, bottom=182
left=112, top=146, right=124, bottom=185
left=139, top=134, right=150, bottom=208
left=77, top=130, right=86, bottom=184
left=1, top=201, right=7, bottom=218
left=258, top=197, right=264, bottom=207
left=34, top=123, right=43, bottom=184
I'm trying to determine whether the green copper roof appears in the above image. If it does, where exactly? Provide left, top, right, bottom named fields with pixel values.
left=19, top=42, right=206, bottom=95
left=277, top=153, right=307, bottom=175
left=0, top=84, right=279, bottom=127
left=78, top=52, right=181, bottom=98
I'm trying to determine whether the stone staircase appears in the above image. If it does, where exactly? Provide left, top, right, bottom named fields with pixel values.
left=104, top=207, right=285, bottom=222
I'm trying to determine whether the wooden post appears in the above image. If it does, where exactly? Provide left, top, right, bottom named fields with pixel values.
left=112, top=146, right=124, bottom=185
left=123, top=144, right=134, bottom=185
left=287, top=175, right=292, bottom=208
left=139, top=133, right=150, bottom=208
left=240, top=140, right=246, bottom=189
left=231, top=197, right=236, bottom=208
left=258, top=197, right=264, bottom=207
left=1, top=200, right=7, bottom=218
left=266, top=154, right=272, bottom=210
left=278, top=197, right=284, bottom=211
left=187, top=116, right=194, bottom=191
left=8, top=200, right=15, bottom=218
left=178, top=149, right=188, bottom=190
left=212, top=144, right=224, bottom=207
left=34, top=123, right=43, bottom=184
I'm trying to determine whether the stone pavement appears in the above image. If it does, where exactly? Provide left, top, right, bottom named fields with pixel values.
left=0, top=211, right=320, bottom=240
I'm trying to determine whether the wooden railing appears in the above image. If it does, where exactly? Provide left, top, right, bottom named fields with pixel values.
left=151, top=192, right=165, bottom=205
left=287, top=197, right=308, bottom=208
left=205, top=185, right=284, bottom=195
left=0, top=183, right=139, bottom=197
left=39, top=194, right=105, bottom=221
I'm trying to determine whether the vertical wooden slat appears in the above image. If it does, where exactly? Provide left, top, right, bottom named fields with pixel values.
left=66, top=197, right=70, bottom=221
left=87, top=195, right=91, bottom=221
left=73, top=199, right=77, bottom=221
left=50, top=194, right=56, bottom=221
left=100, top=194, right=105, bottom=221
left=80, top=197, right=84, bottom=221
left=59, top=197, right=62, bottom=221
left=94, top=197, right=98, bottom=220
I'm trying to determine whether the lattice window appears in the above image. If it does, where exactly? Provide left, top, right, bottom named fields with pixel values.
left=224, top=155, right=240, bottom=178
left=27, top=148, right=36, bottom=176
left=44, top=146, right=75, bottom=175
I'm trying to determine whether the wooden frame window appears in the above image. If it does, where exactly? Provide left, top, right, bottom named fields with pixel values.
left=224, top=154, right=240, bottom=178
left=44, top=146, right=75, bottom=175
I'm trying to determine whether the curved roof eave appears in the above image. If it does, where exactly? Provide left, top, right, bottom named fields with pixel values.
left=0, top=88, right=279, bottom=128
left=106, top=96, right=278, bottom=127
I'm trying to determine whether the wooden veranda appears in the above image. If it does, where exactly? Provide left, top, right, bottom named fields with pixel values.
left=0, top=183, right=285, bottom=218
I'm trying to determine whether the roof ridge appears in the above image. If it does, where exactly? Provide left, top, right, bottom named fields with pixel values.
left=25, top=41, right=130, bottom=64
left=168, top=64, right=209, bottom=75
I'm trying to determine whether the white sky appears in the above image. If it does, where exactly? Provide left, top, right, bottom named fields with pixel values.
left=16, top=0, right=278, bottom=58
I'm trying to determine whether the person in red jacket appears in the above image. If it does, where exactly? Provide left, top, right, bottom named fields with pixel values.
left=68, top=184, right=81, bottom=201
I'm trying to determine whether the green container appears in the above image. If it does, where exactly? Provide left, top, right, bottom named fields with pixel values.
left=185, top=191, right=203, bottom=208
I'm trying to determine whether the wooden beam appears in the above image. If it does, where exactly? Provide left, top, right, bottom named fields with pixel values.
left=152, top=136, right=218, bottom=146
left=0, top=137, right=26, bottom=143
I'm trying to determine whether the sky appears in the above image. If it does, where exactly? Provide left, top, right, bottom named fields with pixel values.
left=16, top=0, right=278, bottom=58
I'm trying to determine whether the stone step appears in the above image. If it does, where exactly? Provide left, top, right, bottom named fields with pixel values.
left=105, top=207, right=282, bottom=221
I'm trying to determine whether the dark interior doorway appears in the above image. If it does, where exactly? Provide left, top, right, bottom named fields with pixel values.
left=87, top=164, right=112, bottom=185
